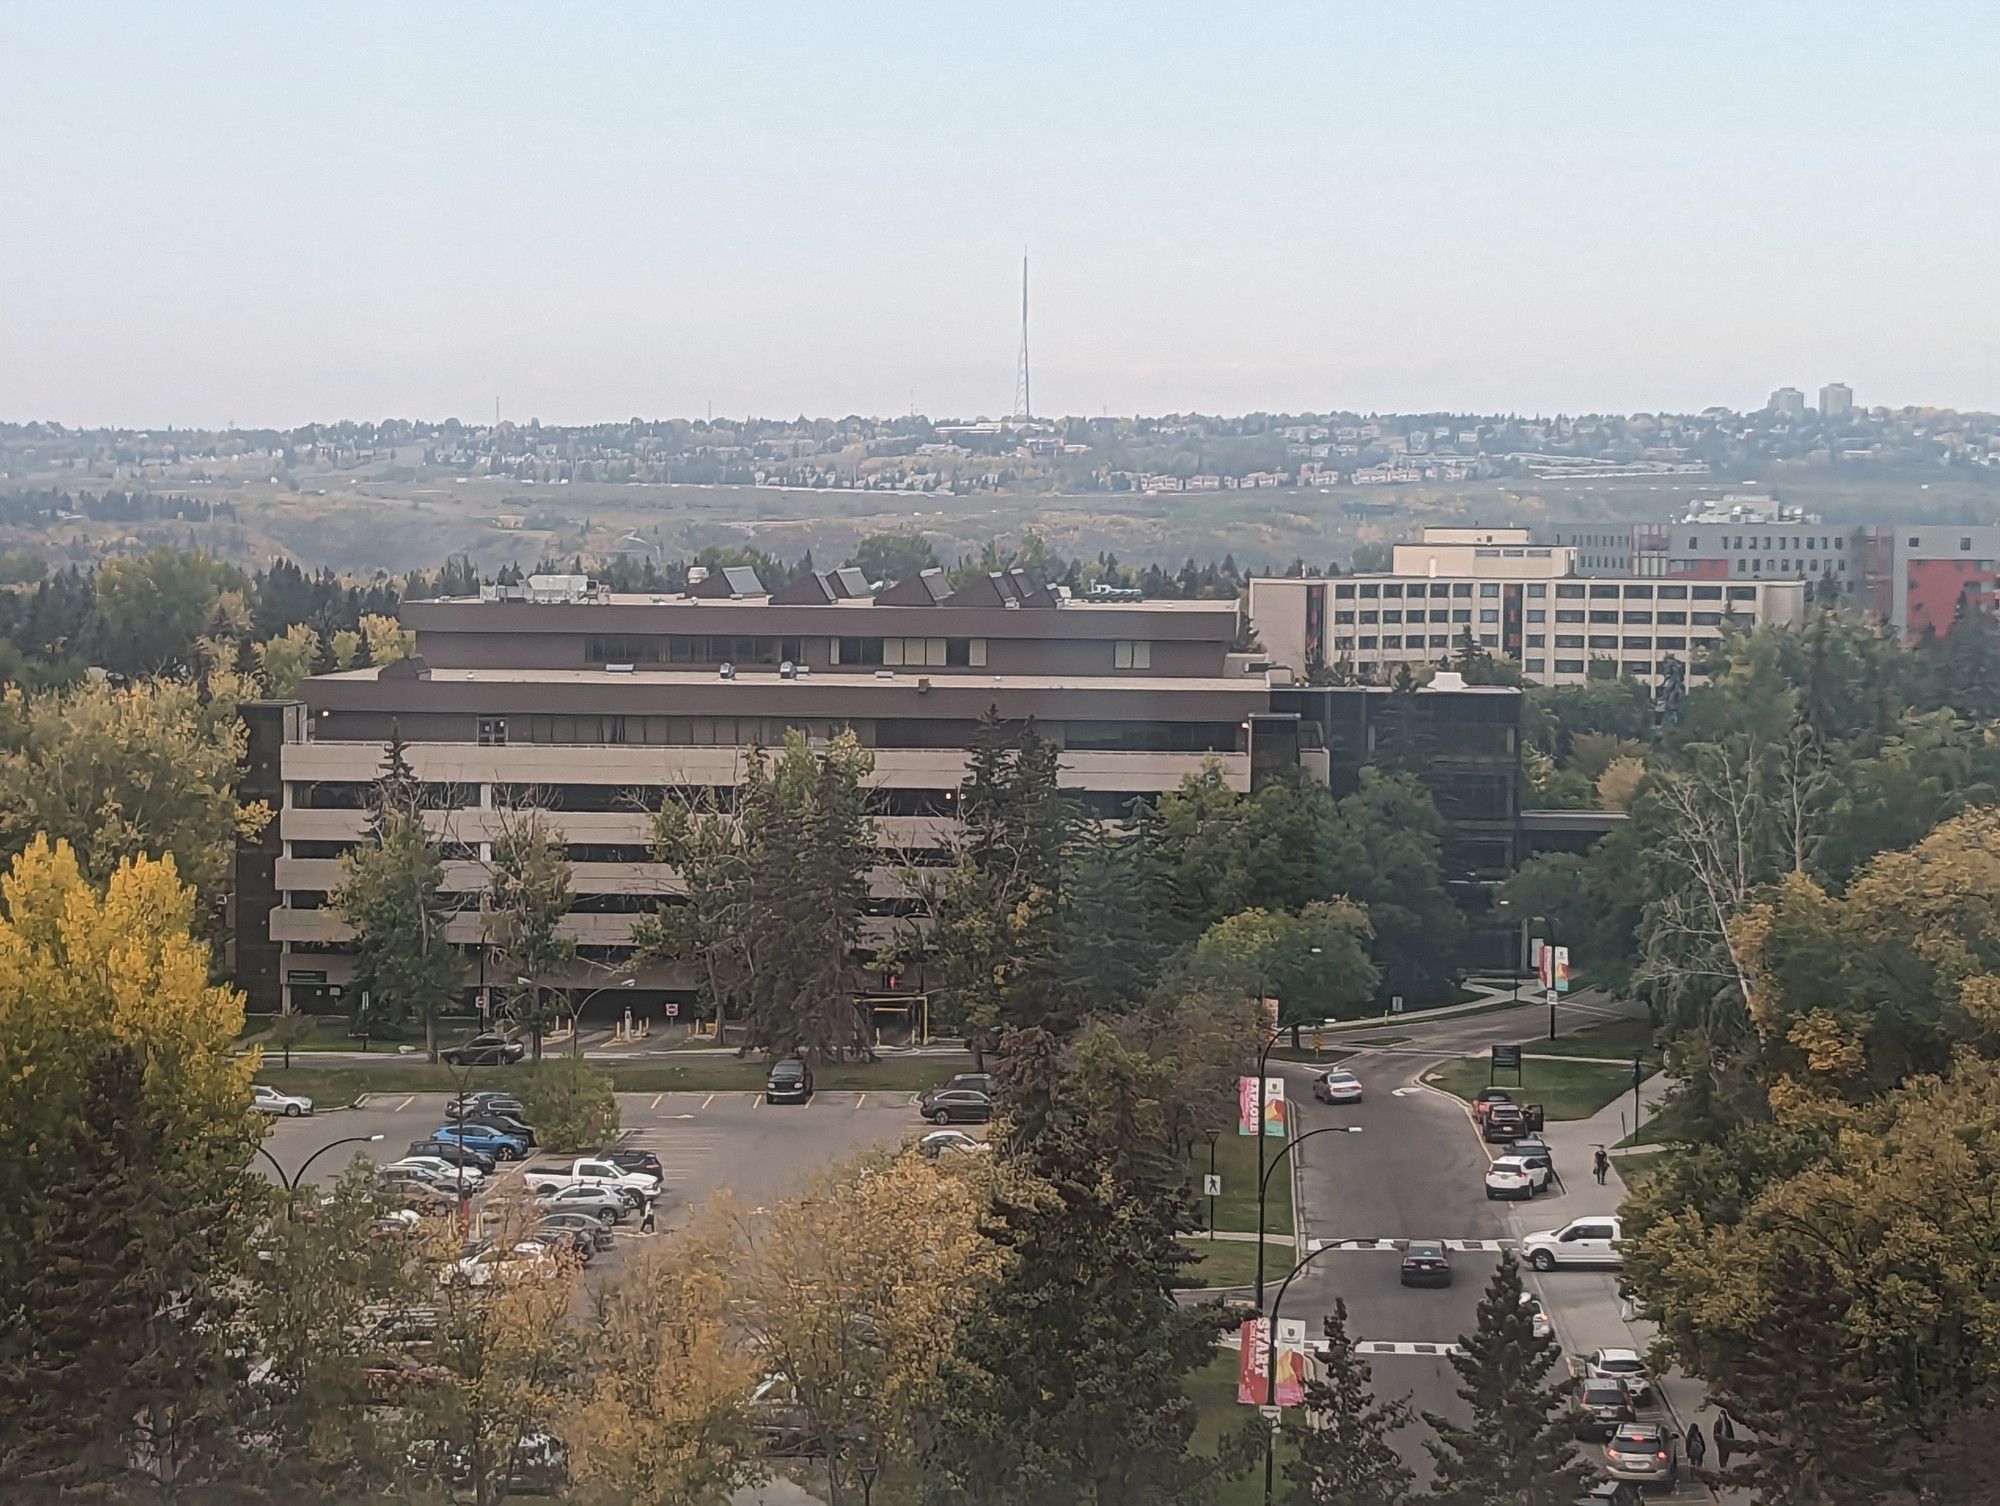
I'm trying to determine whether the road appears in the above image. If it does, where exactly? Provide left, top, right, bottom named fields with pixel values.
left=1282, top=993, right=1688, bottom=1487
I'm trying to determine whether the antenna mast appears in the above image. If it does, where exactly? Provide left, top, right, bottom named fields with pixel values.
left=1011, top=251, right=1031, bottom=423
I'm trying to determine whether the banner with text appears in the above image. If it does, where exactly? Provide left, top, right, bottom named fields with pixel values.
left=1236, top=1316, right=1307, bottom=1407
left=1237, top=1075, right=1287, bottom=1136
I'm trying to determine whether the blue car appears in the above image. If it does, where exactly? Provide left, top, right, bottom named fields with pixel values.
left=432, top=1123, right=527, bottom=1161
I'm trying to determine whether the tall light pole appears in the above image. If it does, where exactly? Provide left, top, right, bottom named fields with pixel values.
left=1252, top=943, right=1324, bottom=1310
left=518, top=972, right=635, bottom=1058
left=1254, top=1125, right=1361, bottom=1309
left=1261, top=1239, right=1349, bottom=1504
left=253, top=1134, right=385, bottom=1216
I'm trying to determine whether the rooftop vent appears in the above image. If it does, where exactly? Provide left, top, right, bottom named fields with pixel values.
left=718, top=663, right=735, bottom=680
left=779, top=661, right=797, bottom=679
left=607, top=663, right=635, bottom=674
left=873, top=669, right=895, bottom=679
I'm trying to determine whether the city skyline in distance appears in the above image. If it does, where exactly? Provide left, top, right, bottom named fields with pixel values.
left=5, top=5, right=2000, bottom=427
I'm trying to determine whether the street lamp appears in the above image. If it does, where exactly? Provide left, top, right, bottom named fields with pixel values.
left=253, top=1134, right=385, bottom=1216
left=1495, top=899, right=1555, bottom=1039
left=518, top=972, right=637, bottom=1058
left=856, top=1460, right=880, bottom=1506
left=1260, top=1238, right=1348, bottom=1505
left=1253, top=1124, right=1362, bottom=1309
left=1251, top=944, right=1323, bottom=1304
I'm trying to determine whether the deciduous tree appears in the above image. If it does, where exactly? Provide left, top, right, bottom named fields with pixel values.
left=486, top=807, right=577, bottom=1062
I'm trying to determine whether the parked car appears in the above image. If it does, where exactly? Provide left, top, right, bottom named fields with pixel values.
left=531, top=1185, right=627, bottom=1224
left=1510, top=1137, right=1557, bottom=1179
left=252, top=1084, right=313, bottom=1117
left=1522, top=1216, right=1624, bottom=1271
left=520, top=1156, right=660, bottom=1205
left=386, top=1159, right=484, bottom=1191
left=533, top=1211, right=615, bottom=1251
left=1575, top=1379, right=1638, bottom=1441
left=1399, top=1239, right=1453, bottom=1288
left=1602, top=1423, right=1679, bottom=1488
left=917, top=1128, right=988, bottom=1160
left=447, top=1241, right=557, bottom=1287
left=1484, top=1103, right=1532, bottom=1141
left=454, top=1109, right=538, bottom=1147
left=388, top=1155, right=486, bottom=1187
left=407, top=1139, right=498, bottom=1175
left=447, top=1092, right=526, bottom=1120
left=1585, top=1348, right=1653, bottom=1405
left=441, top=1032, right=526, bottom=1067
left=527, top=1224, right=596, bottom=1264
left=918, top=1087, right=993, bottom=1125
left=1484, top=1155, right=1550, bottom=1199
left=1471, top=1087, right=1513, bottom=1123
left=431, top=1123, right=527, bottom=1161
left=940, top=1071, right=993, bottom=1097
left=766, top=1058, right=814, bottom=1104
left=378, top=1177, right=456, bottom=1215
left=597, top=1148, right=665, bottom=1182
left=1312, top=1068, right=1364, bottom=1104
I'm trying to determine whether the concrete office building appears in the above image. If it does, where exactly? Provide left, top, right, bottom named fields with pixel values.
left=1769, top=386, right=1808, bottom=417
left=1248, top=528, right=1807, bottom=690
left=1820, top=382, right=1854, bottom=420
left=236, top=568, right=1333, bottom=1016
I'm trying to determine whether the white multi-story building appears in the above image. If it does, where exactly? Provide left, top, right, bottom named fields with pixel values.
left=1248, top=528, right=1807, bottom=689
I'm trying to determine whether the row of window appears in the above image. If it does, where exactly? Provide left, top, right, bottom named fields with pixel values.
left=1690, top=535, right=1847, bottom=551
left=1332, top=635, right=1719, bottom=659
left=1333, top=580, right=1749, bottom=602
left=830, top=636, right=987, bottom=667
left=584, top=635, right=808, bottom=665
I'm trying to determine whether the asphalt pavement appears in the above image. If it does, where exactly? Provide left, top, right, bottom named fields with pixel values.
left=1280, top=992, right=1705, bottom=1492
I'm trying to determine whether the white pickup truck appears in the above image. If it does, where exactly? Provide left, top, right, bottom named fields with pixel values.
left=518, top=1156, right=660, bottom=1207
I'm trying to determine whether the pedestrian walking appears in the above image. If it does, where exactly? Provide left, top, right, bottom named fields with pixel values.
left=1593, top=1146, right=1610, bottom=1184
left=639, top=1197, right=657, bottom=1234
left=1686, top=1423, right=1707, bottom=1471
left=1715, top=1409, right=1735, bottom=1470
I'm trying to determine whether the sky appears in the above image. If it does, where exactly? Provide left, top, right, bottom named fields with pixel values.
left=4, top=2, right=1999, bottom=428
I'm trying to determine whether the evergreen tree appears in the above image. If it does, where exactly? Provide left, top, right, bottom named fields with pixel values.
left=1422, top=1252, right=1591, bottom=1506
left=1059, top=823, right=1159, bottom=1012
left=1282, top=1299, right=1415, bottom=1506
left=0, top=1042, right=251, bottom=1499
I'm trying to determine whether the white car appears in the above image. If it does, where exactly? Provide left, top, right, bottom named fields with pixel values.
left=1521, top=1215, right=1624, bottom=1271
left=1518, top=1291, right=1554, bottom=1341
left=1312, top=1069, right=1364, bottom=1104
left=252, top=1084, right=313, bottom=1117
left=447, top=1241, right=554, bottom=1287
left=1586, top=1346, right=1653, bottom=1404
left=917, top=1129, right=989, bottom=1160
left=1484, top=1155, right=1551, bottom=1200
left=388, top=1157, right=484, bottom=1189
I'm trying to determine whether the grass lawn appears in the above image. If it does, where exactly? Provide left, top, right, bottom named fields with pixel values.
left=1613, top=1150, right=1671, bottom=1185
left=1179, top=1238, right=1270, bottom=1291
left=1187, top=1129, right=1295, bottom=1237
left=1527, top=1014, right=1662, bottom=1066
left=1189, top=1351, right=1290, bottom=1504
left=253, top=1056, right=967, bottom=1104
left=1425, top=1053, right=1638, bottom=1121
left=240, top=1016, right=485, bottom=1056
left=1615, top=1089, right=1702, bottom=1148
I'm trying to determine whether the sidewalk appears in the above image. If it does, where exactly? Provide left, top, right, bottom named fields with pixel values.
left=1533, top=1080, right=1733, bottom=1501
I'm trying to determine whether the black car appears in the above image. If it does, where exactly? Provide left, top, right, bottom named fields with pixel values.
left=533, top=1211, right=615, bottom=1252
left=941, top=1071, right=993, bottom=1097
left=441, top=1033, right=526, bottom=1067
left=1511, top=1137, right=1557, bottom=1177
left=918, top=1087, right=993, bottom=1125
left=447, top=1091, right=525, bottom=1119
left=1575, top=1379, right=1638, bottom=1441
left=408, top=1139, right=498, bottom=1175
left=766, top=1059, right=813, bottom=1104
left=598, top=1148, right=665, bottom=1182
left=1399, top=1239, right=1453, bottom=1287
left=454, top=1109, right=538, bottom=1147
left=1484, top=1103, right=1528, bottom=1142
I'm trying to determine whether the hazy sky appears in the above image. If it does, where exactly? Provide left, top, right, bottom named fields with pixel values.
left=5, top=2, right=1999, bottom=427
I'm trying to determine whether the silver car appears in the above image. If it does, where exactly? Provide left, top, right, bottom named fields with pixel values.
left=252, top=1084, right=313, bottom=1117
left=1602, top=1423, right=1678, bottom=1488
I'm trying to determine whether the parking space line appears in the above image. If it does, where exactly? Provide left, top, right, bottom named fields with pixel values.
left=749, top=1093, right=763, bottom=1108
left=855, top=1093, right=866, bottom=1110
left=394, top=1095, right=414, bottom=1112
left=648, top=1093, right=663, bottom=1111
left=701, top=1093, right=716, bottom=1110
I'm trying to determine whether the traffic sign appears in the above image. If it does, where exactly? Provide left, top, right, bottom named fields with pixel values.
left=664, top=1001, right=681, bottom=1019
left=1545, top=988, right=1558, bottom=1007
left=1203, top=1174, right=1222, bottom=1197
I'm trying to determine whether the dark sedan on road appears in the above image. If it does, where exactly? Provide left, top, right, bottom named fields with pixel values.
left=1399, top=1239, right=1453, bottom=1287
left=1575, top=1379, right=1638, bottom=1441
left=441, top=1032, right=527, bottom=1067
left=918, top=1088, right=993, bottom=1125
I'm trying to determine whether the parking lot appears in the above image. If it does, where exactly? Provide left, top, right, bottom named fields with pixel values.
left=257, top=1088, right=932, bottom=1224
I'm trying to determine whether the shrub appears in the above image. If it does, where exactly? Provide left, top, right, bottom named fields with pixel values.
left=516, top=1057, right=619, bottom=1152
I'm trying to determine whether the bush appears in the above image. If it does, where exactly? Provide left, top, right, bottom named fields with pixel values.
left=516, top=1057, right=620, bottom=1152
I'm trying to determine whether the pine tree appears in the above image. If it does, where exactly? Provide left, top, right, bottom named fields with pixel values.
left=1282, top=1300, right=1415, bottom=1506
left=1422, top=1252, right=1592, bottom=1506
left=1059, top=823, right=1158, bottom=1013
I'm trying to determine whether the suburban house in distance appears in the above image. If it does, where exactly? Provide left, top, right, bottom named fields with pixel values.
left=235, top=567, right=1329, bottom=1018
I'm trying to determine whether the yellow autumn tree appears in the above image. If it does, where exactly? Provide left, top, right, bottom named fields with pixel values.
left=0, top=837, right=259, bottom=1266
left=360, top=612, right=415, bottom=665
left=566, top=1218, right=765, bottom=1506
left=730, top=1151, right=1003, bottom=1497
